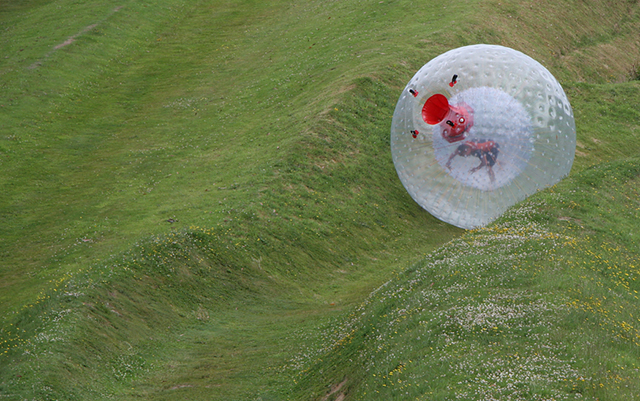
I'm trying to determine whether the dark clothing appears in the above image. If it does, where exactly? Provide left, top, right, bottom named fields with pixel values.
left=466, top=140, right=499, bottom=167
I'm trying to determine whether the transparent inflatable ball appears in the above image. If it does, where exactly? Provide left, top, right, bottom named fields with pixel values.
left=390, top=44, right=576, bottom=229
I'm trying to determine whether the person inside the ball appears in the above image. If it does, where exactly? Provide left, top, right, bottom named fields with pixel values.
left=446, top=139, right=500, bottom=183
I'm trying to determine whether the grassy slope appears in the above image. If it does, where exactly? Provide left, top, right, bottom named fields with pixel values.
left=1, top=0, right=468, bottom=399
left=0, top=0, right=468, bottom=312
left=0, top=0, right=639, bottom=400
left=290, top=1, right=640, bottom=399
left=293, top=157, right=640, bottom=400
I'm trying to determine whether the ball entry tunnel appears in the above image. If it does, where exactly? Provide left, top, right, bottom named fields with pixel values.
left=391, top=45, right=576, bottom=229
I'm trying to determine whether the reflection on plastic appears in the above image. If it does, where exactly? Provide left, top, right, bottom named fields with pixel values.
left=390, top=44, right=576, bottom=229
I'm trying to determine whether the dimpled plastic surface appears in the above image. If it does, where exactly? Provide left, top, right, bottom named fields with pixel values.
left=391, top=44, right=576, bottom=229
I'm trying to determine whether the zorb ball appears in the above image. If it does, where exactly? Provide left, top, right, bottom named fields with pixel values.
left=390, top=44, right=576, bottom=229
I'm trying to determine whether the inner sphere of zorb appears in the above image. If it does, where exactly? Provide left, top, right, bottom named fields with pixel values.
left=390, top=44, right=576, bottom=229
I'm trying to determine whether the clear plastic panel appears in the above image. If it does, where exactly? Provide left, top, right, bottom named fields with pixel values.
left=391, top=45, right=576, bottom=229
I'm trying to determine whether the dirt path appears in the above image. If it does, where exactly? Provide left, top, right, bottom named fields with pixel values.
left=28, top=6, right=123, bottom=69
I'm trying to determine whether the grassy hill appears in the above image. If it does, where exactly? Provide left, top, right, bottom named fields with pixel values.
left=1, top=0, right=639, bottom=399
left=292, top=158, right=640, bottom=400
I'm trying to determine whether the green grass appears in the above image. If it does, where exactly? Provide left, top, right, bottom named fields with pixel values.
left=291, top=157, right=640, bottom=400
left=1, top=0, right=640, bottom=399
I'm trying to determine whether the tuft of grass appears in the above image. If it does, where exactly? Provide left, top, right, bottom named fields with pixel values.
left=631, top=62, right=640, bottom=81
